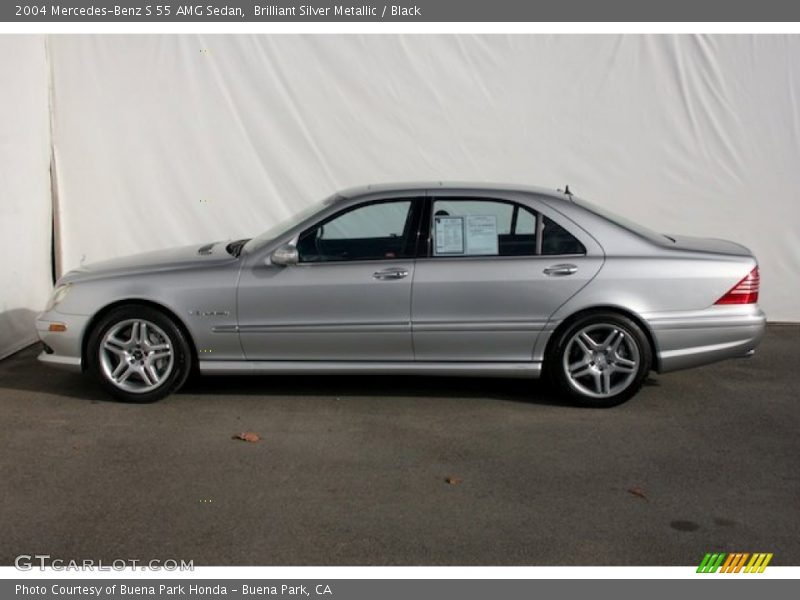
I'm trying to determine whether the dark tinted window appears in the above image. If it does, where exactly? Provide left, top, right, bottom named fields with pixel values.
left=541, top=216, right=586, bottom=255
left=431, top=199, right=538, bottom=257
left=297, top=200, right=415, bottom=263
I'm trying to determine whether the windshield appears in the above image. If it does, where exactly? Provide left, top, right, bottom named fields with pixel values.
left=573, top=197, right=674, bottom=244
left=244, top=195, right=337, bottom=251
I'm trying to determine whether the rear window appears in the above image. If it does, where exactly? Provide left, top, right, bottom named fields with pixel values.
left=574, top=197, right=671, bottom=244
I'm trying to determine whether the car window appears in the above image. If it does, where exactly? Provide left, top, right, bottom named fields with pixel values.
left=516, top=206, right=536, bottom=234
left=541, top=216, right=586, bottom=255
left=297, top=200, right=415, bottom=263
left=573, top=197, right=671, bottom=244
left=430, top=199, right=538, bottom=257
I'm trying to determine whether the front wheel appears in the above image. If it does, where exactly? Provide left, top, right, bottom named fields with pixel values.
left=86, top=306, right=192, bottom=403
left=547, top=312, right=652, bottom=408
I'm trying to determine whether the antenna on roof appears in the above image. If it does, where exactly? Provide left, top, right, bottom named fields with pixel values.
left=564, top=185, right=572, bottom=196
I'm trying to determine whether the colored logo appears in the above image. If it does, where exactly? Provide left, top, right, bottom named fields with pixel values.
left=697, top=552, right=773, bottom=573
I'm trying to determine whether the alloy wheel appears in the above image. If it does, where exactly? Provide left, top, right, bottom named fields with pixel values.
left=562, top=323, right=640, bottom=398
left=98, top=319, right=175, bottom=394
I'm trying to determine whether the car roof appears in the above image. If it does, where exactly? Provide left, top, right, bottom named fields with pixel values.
left=333, top=182, right=666, bottom=255
left=337, top=181, right=573, bottom=203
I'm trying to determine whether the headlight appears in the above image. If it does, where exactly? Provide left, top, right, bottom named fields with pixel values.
left=45, top=283, right=72, bottom=312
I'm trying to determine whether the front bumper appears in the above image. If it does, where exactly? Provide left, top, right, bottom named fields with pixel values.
left=35, top=311, right=91, bottom=373
left=646, top=306, right=767, bottom=373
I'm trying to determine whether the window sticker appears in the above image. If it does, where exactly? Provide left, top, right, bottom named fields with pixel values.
left=434, top=216, right=465, bottom=255
left=465, top=215, right=498, bottom=255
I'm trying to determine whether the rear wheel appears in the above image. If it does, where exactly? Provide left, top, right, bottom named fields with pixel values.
left=87, top=306, right=192, bottom=403
left=547, top=311, right=652, bottom=408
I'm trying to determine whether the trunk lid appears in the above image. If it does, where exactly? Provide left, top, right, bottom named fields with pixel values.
left=666, top=234, right=753, bottom=257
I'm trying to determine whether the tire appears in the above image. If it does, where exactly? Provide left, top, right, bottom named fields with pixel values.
left=86, top=305, right=192, bottom=403
left=546, top=311, right=652, bottom=408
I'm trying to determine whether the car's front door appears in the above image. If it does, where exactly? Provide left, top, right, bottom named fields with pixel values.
left=237, top=197, right=422, bottom=361
left=411, top=194, right=603, bottom=362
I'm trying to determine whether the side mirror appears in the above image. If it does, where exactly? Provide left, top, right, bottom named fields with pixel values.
left=270, top=244, right=299, bottom=266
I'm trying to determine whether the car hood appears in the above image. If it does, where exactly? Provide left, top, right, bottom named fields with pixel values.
left=59, top=241, right=237, bottom=283
left=667, top=234, right=753, bottom=257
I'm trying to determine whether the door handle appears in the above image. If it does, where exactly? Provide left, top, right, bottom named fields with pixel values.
left=373, top=267, right=409, bottom=280
left=543, top=263, right=578, bottom=276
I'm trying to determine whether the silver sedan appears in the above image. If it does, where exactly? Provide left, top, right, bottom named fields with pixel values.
left=36, top=183, right=766, bottom=407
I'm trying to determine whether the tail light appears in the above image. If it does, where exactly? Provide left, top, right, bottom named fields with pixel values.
left=715, top=266, right=760, bottom=304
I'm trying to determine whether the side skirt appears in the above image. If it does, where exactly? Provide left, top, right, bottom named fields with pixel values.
left=198, top=360, right=542, bottom=378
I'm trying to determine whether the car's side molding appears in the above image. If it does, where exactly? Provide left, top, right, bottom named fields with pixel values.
left=198, top=360, right=542, bottom=378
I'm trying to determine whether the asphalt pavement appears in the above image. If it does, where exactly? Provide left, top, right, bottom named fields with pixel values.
left=0, top=325, right=797, bottom=566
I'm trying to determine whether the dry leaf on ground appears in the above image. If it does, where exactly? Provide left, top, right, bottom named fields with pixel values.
left=232, top=432, right=261, bottom=443
left=627, top=486, right=648, bottom=501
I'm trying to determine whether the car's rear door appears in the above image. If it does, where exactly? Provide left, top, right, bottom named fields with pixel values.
left=411, top=193, right=603, bottom=361
left=236, top=197, right=423, bottom=361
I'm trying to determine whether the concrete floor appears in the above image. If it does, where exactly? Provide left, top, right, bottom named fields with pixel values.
left=0, top=325, right=797, bottom=566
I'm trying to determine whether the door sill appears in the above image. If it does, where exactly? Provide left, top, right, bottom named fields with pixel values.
left=198, top=360, right=541, bottom=378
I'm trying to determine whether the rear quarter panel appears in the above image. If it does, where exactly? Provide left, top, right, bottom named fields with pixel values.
left=538, top=250, right=762, bottom=372
left=532, top=195, right=764, bottom=371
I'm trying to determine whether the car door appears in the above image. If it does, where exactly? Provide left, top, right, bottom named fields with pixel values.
left=411, top=194, right=603, bottom=362
left=236, top=197, right=422, bottom=361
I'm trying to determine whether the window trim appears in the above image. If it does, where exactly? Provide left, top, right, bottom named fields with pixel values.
left=295, top=196, right=424, bottom=265
left=535, top=208, right=544, bottom=255
left=423, top=196, right=584, bottom=260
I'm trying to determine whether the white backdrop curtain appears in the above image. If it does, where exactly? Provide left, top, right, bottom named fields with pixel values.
left=0, top=36, right=52, bottom=359
left=2, top=34, right=799, bottom=359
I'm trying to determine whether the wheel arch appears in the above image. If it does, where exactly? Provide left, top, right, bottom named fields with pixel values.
left=544, top=305, right=660, bottom=372
left=81, top=299, right=198, bottom=372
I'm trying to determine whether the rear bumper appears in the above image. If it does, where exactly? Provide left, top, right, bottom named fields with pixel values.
left=646, top=306, right=766, bottom=373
